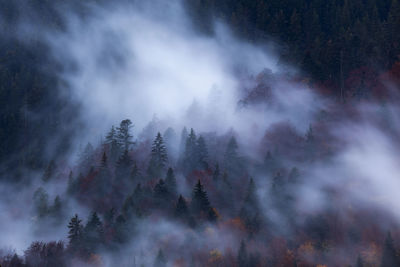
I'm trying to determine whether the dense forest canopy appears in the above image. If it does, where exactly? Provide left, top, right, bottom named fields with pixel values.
left=1, top=0, right=400, bottom=267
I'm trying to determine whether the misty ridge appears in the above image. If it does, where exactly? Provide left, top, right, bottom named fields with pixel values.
left=1, top=0, right=400, bottom=267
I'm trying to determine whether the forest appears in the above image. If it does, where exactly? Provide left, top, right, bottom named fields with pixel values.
left=1, top=0, right=400, bottom=266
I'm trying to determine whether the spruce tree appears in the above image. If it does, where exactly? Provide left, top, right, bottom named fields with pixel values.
left=67, top=214, right=84, bottom=252
left=356, top=254, right=364, bottom=267
left=79, top=143, right=94, bottom=170
left=33, top=187, right=49, bottom=218
left=117, top=119, right=134, bottom=151
left=130, top=161, right=141, bottom=182
left=84, top=212, right=104, bottom=252
left=224, top=136, right=241, bottom=175
left=165, top=168, right=177, bottom=198
left=381, top=232, right=399, bottom=267
left=183, top=128, right=198, bottom=173
left=50, top=195, right=63, bottom=221
left=239, top=178, right=261, bottom=236
left=148, top=133, right=168, bottom=178
left=67, top=171, right=76, bottom=196
left=197, top=136, right=208, bottom=169
left=191, top=180, right=215, bottom=221
left=116, top=149, right=133, bottom=181
left=42, top=159, right=56, bottom=182
left=154, top=249, right=167, bottom=267
left=100, top=151, right=108, bottom=168
left=237, top=240, right=248, bottom=267
left=105, top=125, right=120, bottom=162
left=179, top=127, right=189, bottom=162
left=213, top=163, right=220, bottom=181
left=175, top=195, right=189, bottom=218
left=154, top=179, right=170, bottom=208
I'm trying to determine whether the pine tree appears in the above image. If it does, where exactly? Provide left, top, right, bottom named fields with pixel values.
left=33, top=187, right=49, bottom=218
left=100, top=151, right=108, bottom=168
left=165, top=168, right=177, bottom=198
left=154, top=249, right=167, bottom=267
left=237, top=240, right=248, bottom=267
left=114, top=215, right=129, bottom=244
left=42, top=159, right=56, bottom=182
left=163, top=127, right=177, bottom=162
left=117, top=119, right=134, bottom=151
left=148, top=133, right=168, bottom=178
left=213, top=163, right=220, bottom=181
left=67, top=214, right=84, bottom=252
left=67, top=171, right=76, bottom=196
left=79, top=143, right=94, bottom=170
left=105, top=125, right=120, bottom=162
left=154, top=179, right=170, bottom=208
left=130, top=161, right=141, bottom=182
left=239, top=178, right=259, bottom=219
left=197, top=136, right=208, bottom=169
left=356, top=254, right=364, bottom=267
left=179, top=127, right=188, bottom=162
left=381, top=232, right=399, bottom=267
left=104, top=207, right=116, bottom=227
left=239, top=178, right=261, bottom=235
left=263, top=151, right=279, bottom=173
left=183, top=128, right=198, bottom=173
left=116, top=149, right=133, bottom=181
left=175, top=195, right=189, bottom=219
left=84, top=212, right=104, bottom=252
left=50, top=195, right=63, bottom=220
left=224, top=136, right=241, bottom=175
left=191, top=180, right=214, bottom=221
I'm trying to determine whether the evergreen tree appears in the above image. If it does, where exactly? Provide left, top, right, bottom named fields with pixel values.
left=356, top=254, right=364, bottom=267
left=263, top=151, right=279, bottom=174
left=33, top=187, right=49, bottom=218
left=179, top=127, right=189, bottom=162
left=42, top=159, right=56, bottom=182
left=175, top=195, right=189, bottom=218
left=153, top=179, right=170, bottom=208
left=163, top=127, right=177, bottom=162
left=116, top=149, right=133, bottom=181
left=197, top=136, right=209, bottom=169
left=117, top=119, right=134, bottom=151
left=67, top=214, right=84, bottom=252
left=237, top=240, right=248, bottom=267
left=213, top=163, right=220, bottom=181
left=50, top=195, right=63, bottom=220
left=84, top=211, right=104, bottom=252
left=224, top=136, right=241, bottom=175
left=381, top=232, right=399, bottom=267
left=165, top=168, right=177, bottom=198
left=105, top=125, right=120, bottom=162
left=79, top=143, right=94, bottom=170
left=100, top=151, right=108, bottom=168
left=114, top=215, right=129, bottom=244
left=154, top=249, right=167, bottom=267
left=183, top=128, right=198, bottom=173
left=130, top=161, right=141, bottom=182
left=148, top=133, right=168, bottom=178
left=191, top=180, right=215, bottom=221
left=175, top=195, right=196, bottom=227
left=67, top=171, right=76, bottom=196
left=240, top=178, right=261, bottom=236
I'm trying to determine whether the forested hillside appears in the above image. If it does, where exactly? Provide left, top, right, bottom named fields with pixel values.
left=186, top=0, right=400, bottom=88
left=1, top=0, right=400, bottom=267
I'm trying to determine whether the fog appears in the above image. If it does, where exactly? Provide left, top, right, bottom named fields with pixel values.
left=1, top=0, right=400, bottom=266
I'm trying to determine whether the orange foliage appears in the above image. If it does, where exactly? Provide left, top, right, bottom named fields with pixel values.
left=88, top=253, right=103, bottom=266
left=361, top=242, right=381, bottom=267
left=223, top=217, right=246, bottom=232
left=208, top=249, right=223, bottom=266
